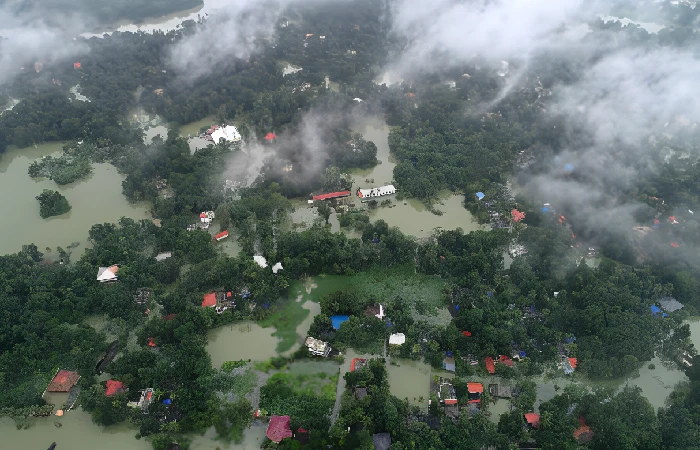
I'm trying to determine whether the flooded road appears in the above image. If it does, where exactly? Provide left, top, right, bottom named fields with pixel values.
left=350, top=120, right=484, bottom=238
left=0, top=143, right=149, bottom=256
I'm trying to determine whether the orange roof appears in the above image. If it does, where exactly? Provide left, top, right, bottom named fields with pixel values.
left=485, top=357, right=495, bottom=374
left=444, top=399, right=458, bottom=405
left=568, top=357, right=577, bottom=369
left=574, top=425, right=593, bottom=442
left=105, top=380, right=125, bottom=396
left=147, top=337, right=156, bottom=347
left=47, top=370, right=80, bottom=392
left=467, top=382, right=484, bottom=393
left=202, top=292, right=217, bottom=307
left=524, top=413, right=540, bottom=427
left=214, top=230, right=229, bottom=241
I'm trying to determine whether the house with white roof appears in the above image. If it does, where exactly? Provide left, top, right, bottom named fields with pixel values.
left=211, top=125, right=241, bottom=144
left=97, top=265, right=119, bottom=283
left=357, top=185, right=396, bottom=199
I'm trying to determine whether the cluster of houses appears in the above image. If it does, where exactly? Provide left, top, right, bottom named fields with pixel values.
left=202, top=291, right=236, bottom=314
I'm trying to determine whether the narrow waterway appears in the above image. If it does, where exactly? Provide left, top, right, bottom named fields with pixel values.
left=350, top=119, right=485, bottom=238
left=0, top=143, right=150, bottom=256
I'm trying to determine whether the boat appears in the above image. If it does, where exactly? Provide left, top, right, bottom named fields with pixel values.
left=47, top=443, right=56, bottom=450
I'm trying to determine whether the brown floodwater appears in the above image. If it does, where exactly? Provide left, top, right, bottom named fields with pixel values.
left=350, top=120, right=485, bottom=238
left=0, top=143, right=149, bottom=256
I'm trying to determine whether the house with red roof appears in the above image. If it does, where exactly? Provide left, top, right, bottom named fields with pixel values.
left=574, top=418, right=594, bottom=443
left=202, top=292, right=217, bottom=308
left=524, top=412, right=540, bottom=429
left=499, top=355, right=514, bottom=367
left=485, top=357, right=496, bottom=374
left=46, top=370, right=80, bottom=392
left=350, top=358, right=368, bottom=372
left=105, top=380, right=127, bottom=396
left=266, top=415, right=293, bottom=443
left=467, top=382, right=483, bottom=404
left=310, top=191, right=351, bottom=202
left=214, top=230, right=229, bottom=241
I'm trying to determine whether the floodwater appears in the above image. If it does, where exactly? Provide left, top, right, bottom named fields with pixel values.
left=144, top=125, right=168, bottom=143
left=190, top=421, right=268, bottom=450
left=350, top=119, right=484, bottom=238
left=180, top=116, right=216, bottom=153
left=488, top=398, right=511, bottom=423
left=0, top=409, right=149, bottom=450
left=0, top=143, right=150, bottom=256
left=624, top=356, right=685, bottom=409
left=207, top=322, right=281, bottom=368
left=386, top=359, right=431, bottom=410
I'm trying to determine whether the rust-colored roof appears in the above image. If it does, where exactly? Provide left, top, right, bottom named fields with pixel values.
left=467, top=382, right=484, bottom=393
left=485, top=357, right=495, bottom=374
left=312, top=191, right=351, bottom=201
left=47, top=370, right=80, bottom=392
left=524, top=413, right=540, bottom=427
left=569, top=357, right=578, bottom=369
left=105, top=380, right=125, bottom=396
left=202, top=292, right=217, bottom=307
left=267, top=415, right=293, bottom=443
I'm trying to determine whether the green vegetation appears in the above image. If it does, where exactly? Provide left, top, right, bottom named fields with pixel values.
left=259, top=372, right=335, bottom=432
left=2, top=1, right=700, bottom=449
left=35, top=189, right=71, bottom=218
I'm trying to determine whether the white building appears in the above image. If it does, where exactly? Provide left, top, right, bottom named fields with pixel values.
left=357, top=185, right=396, bottom=199
left=305, top=337, right=332, bottom=357
left=97, top=265, right=119, bottom=283
left=211, top=125, right=241, bottom=144
left=389, top=333, right=406, bottom=345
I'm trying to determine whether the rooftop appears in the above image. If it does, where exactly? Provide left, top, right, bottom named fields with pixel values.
left=47, top=370, right=80, bottom=392
left=267, top=415, right=293, bottom=443
left=105, top=380, right=126, bottom=396
left=373, top=433, right=391, bottom=450
left=312, top=190, right=350, bottom=201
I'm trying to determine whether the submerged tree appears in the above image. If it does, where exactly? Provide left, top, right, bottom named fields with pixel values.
left=36, top=189, right=71, bottom=218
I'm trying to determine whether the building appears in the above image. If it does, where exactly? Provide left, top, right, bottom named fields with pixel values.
left=134, top=388, right=155, bottom=413
left=214, top=230, right=229, bottom=241
left=524, top=413, right=540, bottom=429
left=330, top=315, right=349, bottom=330
left=202, top=293, right=217, bottom=308
left=467, top=382, right=484, bottom=405
left=574, top=418, right=594, bottom=443
left=105, top=380, right=127, bottom=397
left=155, top=252, right=172, bottom=262
left=354, top=387, right=368, bottom=400
left=97, top=265, right=119, bottom=283
left=211, top=125, right=241, bottom=143
left=267, top=415, right=293, bottom=443
left=442, top=356, right=456, bottom=372
left=350, top=358, right=368, bottom=372
left=488, top=384, right=512, bottom=399
left=305, top=336, right=332, bottom=357
left=365, top=304, right=385, bottom=320
left=357, top=185, right=396, bottom=199
left=372, top=433, right=391, bottom=450
left=310, top=190, right=351, bottom=203
left=436, top=377, right=457, bottom=405
left=659, top=297, right=684, bottom=313
left=562, top=356, right=577, bottom=375
left=485, top=357, right=496, bottom=374
left=200, top=211, right=215, bottom=224
left=389, top=333, right=406, bottom=345
left=46, top=370, right=80, bottom=393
